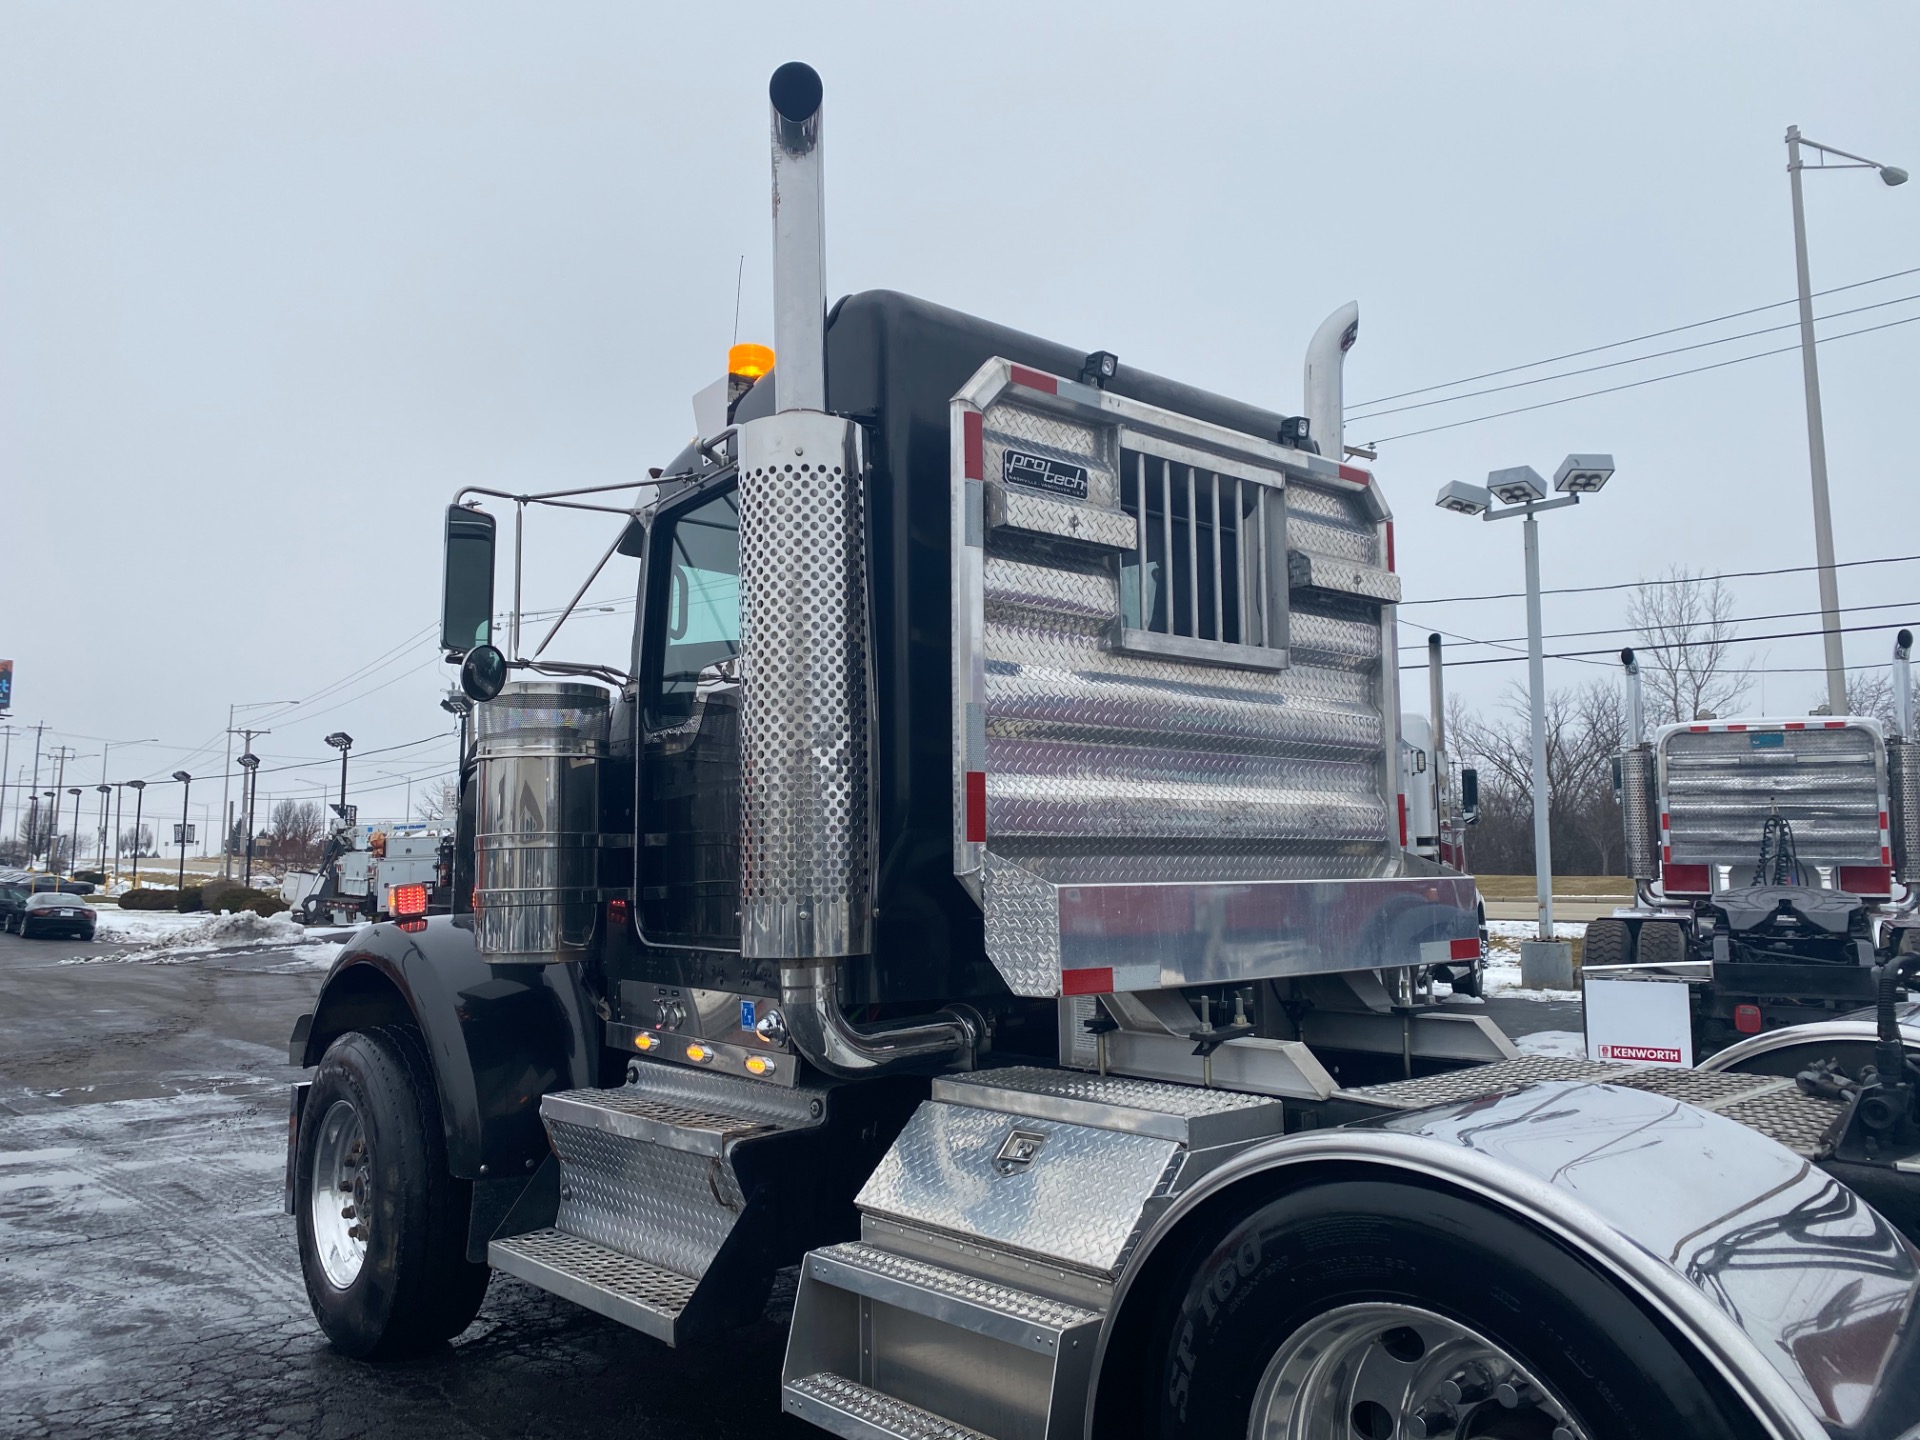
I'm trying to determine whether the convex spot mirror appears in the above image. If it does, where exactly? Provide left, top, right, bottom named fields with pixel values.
left=442, top=505, right=496, bottom=653
left=460, top=644, right=509, bottom=703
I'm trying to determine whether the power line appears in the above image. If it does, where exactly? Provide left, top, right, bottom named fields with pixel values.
left=1398, top=597, right=1916, bottom=652
left=1363, top=311, right=1920, bottom=446
left=1401, top=551, right=1920, bottom=606
left=1401, top=618, right=1914, bottom=671
left=1347, top=290, right=1920, bottom=424
left=1346, top=264, right=1920, bottom=410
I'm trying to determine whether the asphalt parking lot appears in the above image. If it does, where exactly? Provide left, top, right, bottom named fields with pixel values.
left=0, top=923, right=1574, bottom=1440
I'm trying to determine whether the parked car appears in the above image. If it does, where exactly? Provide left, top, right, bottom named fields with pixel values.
left=29, top=875, right=94, bottom=896
left=18, top=890, right=96, bottom=940
left=0, top=884, right=28, bottom=933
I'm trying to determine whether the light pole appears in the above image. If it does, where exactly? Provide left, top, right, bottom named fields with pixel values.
left=1785, top=126, right=1907, bottom=715
left=66, top=788, right=83, bottom=876
left=238, top=752, right=261, bottom=887
left=325, top=733, right=354, bottom=819
left=95, top=784, right=111, bottom=870
left=173, top=771, right=193, bottom=891
left=1437, top=455, right=1615, bottom=951
left=128, top=780, right=147, bottom=887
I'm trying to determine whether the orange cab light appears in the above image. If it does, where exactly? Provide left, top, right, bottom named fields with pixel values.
left=684, top=1043, right=714, bottom=1064
left=633, top=1032, right=659, bottom=1052
left=391, top=883, right=429, bottom=917
left=728, top=343, right=775, bottom=380
left=744, top=1055, right=776, bottom=1077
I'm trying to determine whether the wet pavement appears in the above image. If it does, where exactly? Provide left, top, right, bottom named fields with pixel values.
left=0, top=923, right=1575, bottom=1440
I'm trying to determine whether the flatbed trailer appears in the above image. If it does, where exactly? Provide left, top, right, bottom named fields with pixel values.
left=283, top=64, right=1920, bottom=1440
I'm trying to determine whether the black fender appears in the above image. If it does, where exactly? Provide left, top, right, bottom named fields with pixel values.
left=290, top=915, right=601, bottom=1180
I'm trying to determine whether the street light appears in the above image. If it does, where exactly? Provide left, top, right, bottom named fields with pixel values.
left=1436, top=454, right=1615, bottom=957
left=95, top=784, right=111, bottom=872
left=173, top=771, right=193, bottom=891
left=222, top=701, right=295, bottom=878
left=1785, top=126, right=1907, bottom=715
left=325, top=733, right=354, bottom=819
left=128, top=780, right=147, bottom=888
left=238, top=752, right=261, bottom=886
left=65, top=788, right=83, bottom=877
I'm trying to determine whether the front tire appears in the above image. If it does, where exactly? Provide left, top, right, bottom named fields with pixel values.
left=1144, top=1181, right=1754, bottom=1439
left=295, top=1026, right=489, bottom=1358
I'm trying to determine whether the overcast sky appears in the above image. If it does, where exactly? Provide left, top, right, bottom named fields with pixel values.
left=3, top=1, right=1917, bottom=833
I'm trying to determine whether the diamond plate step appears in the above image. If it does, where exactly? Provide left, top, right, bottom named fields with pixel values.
left=935, top=1065, right=1286, bottom=1147
left=783, top=1373, right=992, bottom=1440
left=805, top=1242, right=1102, bottom=1354
left=489, top=1227, right=699, bottom=1342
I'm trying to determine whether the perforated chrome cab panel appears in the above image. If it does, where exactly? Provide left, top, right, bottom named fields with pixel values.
left=736, top=411, right=871, bottom=959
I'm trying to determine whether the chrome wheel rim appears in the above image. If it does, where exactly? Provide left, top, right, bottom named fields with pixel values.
left=309, top=1099, right=371, bottom=1289
left=1248, top=1302, right=1587, bottom=1440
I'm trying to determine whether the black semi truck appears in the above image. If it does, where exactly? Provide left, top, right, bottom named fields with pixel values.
left=286, top=63, right=1920, bottom=1440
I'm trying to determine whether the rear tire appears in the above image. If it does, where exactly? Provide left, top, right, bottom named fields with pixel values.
left=1583, top=918, right=1632, bottom=967
left=1142, top=1181, right=1756, bottom=1440
left=295, top=1025, right=489, bottom=1358
left=1636, top=920, right=1688, bottom=965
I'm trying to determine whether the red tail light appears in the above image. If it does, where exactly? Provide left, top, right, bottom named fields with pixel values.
left=609, top=897, right=630, bottom=928
left=1733, top=1003, right=1763, bottom=1035
left=1661, top=862, right=1710, bottom=894
left=1838, top=866, right=1892, bottom=897
left=390, top=883, right=428, bottom=917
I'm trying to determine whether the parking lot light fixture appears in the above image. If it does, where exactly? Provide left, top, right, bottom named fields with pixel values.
left=128, top=780, right=147, bottom=888
left=324, top=733, right=354, bottom=817
left=173, top=771, right=193, bottom=891
left=1437, top=454, right=1614, bottom=944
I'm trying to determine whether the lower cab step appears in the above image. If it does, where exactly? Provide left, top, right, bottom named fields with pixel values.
left=786, top=1373, right=993, bottom=1440
left=489, top=1228, right=697, bottom=1342
left=782, top=1241, right=1102, bottom=1440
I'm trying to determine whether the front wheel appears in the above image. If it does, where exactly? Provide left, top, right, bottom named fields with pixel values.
left=1145, top=1181, right=1754, bottom=1439
left=295, top=1026, right=490, bottom=1358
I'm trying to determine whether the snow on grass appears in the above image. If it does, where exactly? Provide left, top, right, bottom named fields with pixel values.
left=63, top=910, right=328, bottom=965
left=1482, top=919, right=1588, bottom=1002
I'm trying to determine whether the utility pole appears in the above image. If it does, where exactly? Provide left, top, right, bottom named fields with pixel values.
left=223, top=701, right=295, bottom=876
left=27, top=722, right=45, bottom=865
left=47, top=746, right=74, bottom=875
left=230, top=727, right=270, bottom=868
left=0, top=723, right=14, bottom=850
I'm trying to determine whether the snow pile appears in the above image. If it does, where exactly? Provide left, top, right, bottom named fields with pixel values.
left=92, top=909, right=217, bottom=946
left=1481, top=918, right=1586, bottom=1002
left=1514, top=1029, right=1588, bottom=1060
left=124, top=909, right=311, bottom=952
left=64, top=908, right=331, bottom=966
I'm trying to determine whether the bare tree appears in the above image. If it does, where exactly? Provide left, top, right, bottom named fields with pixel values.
left=416, top=776, right=461, bottom=825
left=1628, top=566, right=1752, bottom=725
left=118, top=823, right=154, bottom=856
left=269, top=800, right=325, bottom=866
left=1824, top=669, right=1898, bottom=729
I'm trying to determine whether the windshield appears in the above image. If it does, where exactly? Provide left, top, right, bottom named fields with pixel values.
left=27, top=891, right=91, bottom=909
left=652, top=487, right=741, bottom=724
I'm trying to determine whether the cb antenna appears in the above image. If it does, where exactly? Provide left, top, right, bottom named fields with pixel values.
left=731, top=254, right=745, bottom=346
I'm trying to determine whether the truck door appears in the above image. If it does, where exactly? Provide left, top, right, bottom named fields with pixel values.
left=636, top=484, right=743, bottom=949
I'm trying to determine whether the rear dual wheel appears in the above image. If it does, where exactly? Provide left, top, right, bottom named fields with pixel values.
left=295, top=1026, right=490, bottom=1358
left=1146, top=1181, right=1755, bottom=1439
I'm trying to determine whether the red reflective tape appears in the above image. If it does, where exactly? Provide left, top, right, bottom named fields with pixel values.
left=1062, top=967, right=1114, bottom=996
left=1449, top=937, right=1481, bottom=961
left=1660, top=812, right=1670, bottom=829
left=1689, top=724, right=1710, bottom=733
left=1826, top=720, right=1848, bottom=729
left=1397, top=794, right=1408, bottom=846
left=1662, top=845, right=1672, bottom=862
left=1726, top=724, right=1746, bottom=732
left=963, top=410, right=983, bottom=479
left=1337, top=464, right=1371, bottom=484
left=1385, top=520, right=1396, bottom=573
left=964, top=770, right=987, bottom=842
left=1009, top=364, right=1057, bottom=394
left=1881, top=811, right=1890, bottom=830
left=1785, top=721, right=1806, bottom=730
left=1885, top=846, right=1894, bottom=867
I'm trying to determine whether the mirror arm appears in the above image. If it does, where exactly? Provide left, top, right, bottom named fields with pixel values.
left=534, top=520, right=636, bottom=659
left=517, top=659, right=631, bottom=688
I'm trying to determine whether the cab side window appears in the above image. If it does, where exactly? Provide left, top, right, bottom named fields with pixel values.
left=650, top=488, right=741, bottom=725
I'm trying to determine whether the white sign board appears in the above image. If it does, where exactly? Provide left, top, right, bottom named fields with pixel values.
left=172, top=823, right=196, bottom=844
left=1584, top=976, right=1694, bottom=1068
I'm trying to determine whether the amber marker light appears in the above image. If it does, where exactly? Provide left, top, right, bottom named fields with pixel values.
left=685, top=1043, right=714, bottom=1064
left=728, top=343, right=775, bottom=380
left=633, top=1033, right=659, bottom=1052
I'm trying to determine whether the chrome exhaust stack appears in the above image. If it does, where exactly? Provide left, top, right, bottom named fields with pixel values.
left=1889, top=630, right=1920, bottom=884
left=737, top=63, right=974, bottom=1076
left=1619, top=649, right=1659, bottom=884
left=1303, top=302, right=1359, bottom=459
